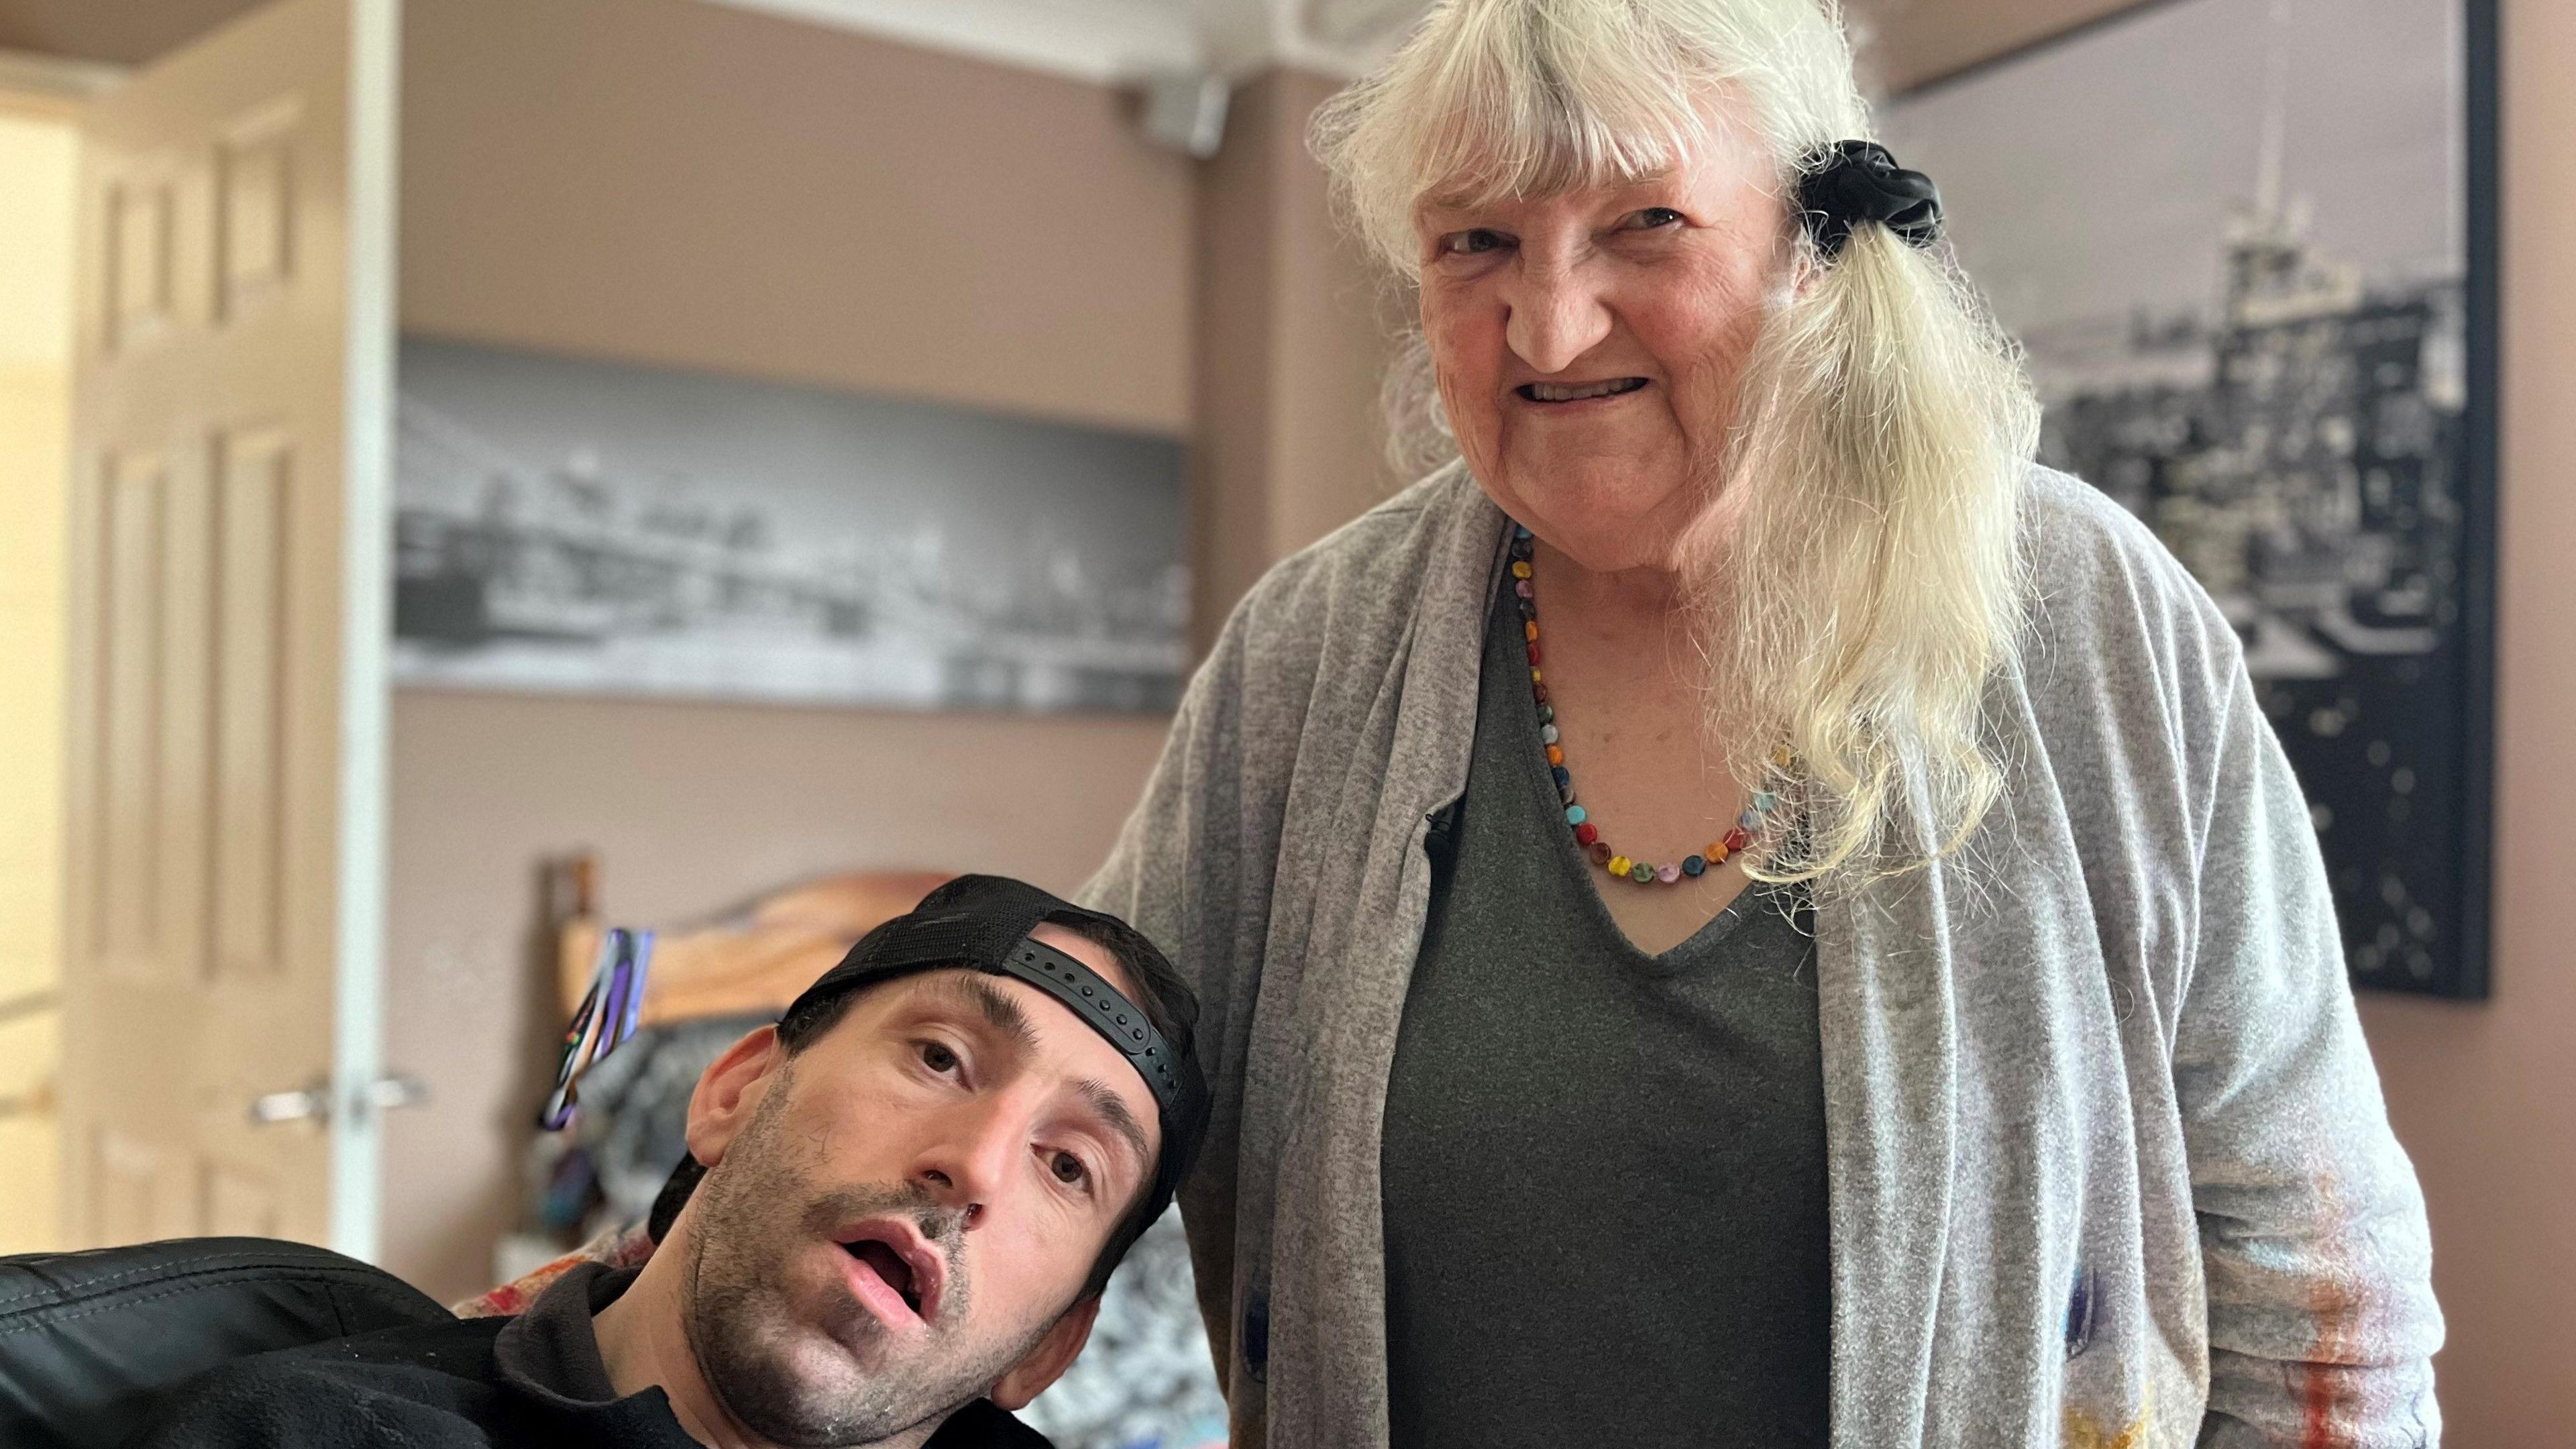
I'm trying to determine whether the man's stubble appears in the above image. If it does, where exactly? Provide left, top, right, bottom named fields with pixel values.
left=677, top=1073, right=1059, bottom=1447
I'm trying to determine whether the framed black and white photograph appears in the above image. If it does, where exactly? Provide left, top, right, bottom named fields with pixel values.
left=392, top=339, right=1190, bottom=714
left=1880, top=0, right=2500, bottom=997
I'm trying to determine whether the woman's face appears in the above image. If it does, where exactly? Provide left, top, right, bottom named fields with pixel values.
left=1415, top=105, right=1788, bottom=575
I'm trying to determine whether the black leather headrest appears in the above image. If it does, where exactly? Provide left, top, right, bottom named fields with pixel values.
left=0, top=1237, right=451, bottom=1449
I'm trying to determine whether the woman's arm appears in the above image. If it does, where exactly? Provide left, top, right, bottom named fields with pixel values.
left=2178, top=663, right=2444, bottom=1447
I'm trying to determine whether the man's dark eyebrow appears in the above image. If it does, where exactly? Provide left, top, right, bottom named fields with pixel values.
left=920, top=972, right=1039, bottom=1053
left=1075, top=1077, right=1153, bottom=1186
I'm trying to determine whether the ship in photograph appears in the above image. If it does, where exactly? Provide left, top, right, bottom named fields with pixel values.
left=1882, top=0, right=2496, bottom=996
left=2038, top=217, right=2469, bottom=991
left=392, top=339, right=1189, bottom=714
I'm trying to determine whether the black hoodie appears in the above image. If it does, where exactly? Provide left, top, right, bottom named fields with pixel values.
left=121, top=1261, right=1049, bottom=1449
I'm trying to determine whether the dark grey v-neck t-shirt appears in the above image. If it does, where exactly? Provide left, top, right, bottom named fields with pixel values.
left=1379, top=579, right=1833, bottom=1449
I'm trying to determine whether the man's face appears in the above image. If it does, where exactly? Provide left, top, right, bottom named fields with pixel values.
left=674, top=927, right=1163, bottom=1445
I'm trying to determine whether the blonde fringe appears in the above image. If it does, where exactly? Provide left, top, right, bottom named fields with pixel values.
left=1313, top=0, right=1869, bottom=278
left=1315, top=0, right=2040, bottom=880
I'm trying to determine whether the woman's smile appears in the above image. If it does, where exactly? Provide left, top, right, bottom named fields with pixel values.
left=1514, top=376, right=1652, bottom=405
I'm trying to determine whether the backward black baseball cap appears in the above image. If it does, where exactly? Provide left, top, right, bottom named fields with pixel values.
left=651, top=875, right=1210, bottom=1295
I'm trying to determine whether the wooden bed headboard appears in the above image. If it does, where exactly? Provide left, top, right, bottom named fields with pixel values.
left=551, top=856, right=955, bottom=1028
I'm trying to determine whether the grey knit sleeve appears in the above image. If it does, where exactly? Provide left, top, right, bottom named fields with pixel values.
left=2179, top=655, right=2445, bottom=1447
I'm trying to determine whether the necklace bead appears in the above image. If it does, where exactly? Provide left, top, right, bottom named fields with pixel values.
left=1509, top=521, right=1781, bottom=887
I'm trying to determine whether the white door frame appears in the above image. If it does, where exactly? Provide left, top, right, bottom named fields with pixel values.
left=329, top=0, right=400, bottom=1264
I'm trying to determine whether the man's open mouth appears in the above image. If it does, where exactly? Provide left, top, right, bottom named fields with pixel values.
left=845, top=1241, right=920, bottom=1313
left=1517, top=377, right=1648, bottom=402
left=835, top=1226, right=943, bottom=1327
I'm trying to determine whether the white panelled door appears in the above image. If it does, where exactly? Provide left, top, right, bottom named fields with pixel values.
left=62, top=0, right=399, bottom=1256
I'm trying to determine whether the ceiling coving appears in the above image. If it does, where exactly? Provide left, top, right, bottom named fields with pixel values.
left=706, top=0, right=1430, bottom=85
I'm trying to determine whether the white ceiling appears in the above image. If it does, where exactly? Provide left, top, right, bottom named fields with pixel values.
left=705, top=0, right=1427, bottom=86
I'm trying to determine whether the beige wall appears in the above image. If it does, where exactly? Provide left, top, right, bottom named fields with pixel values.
left=1191, top=68, right=1401, bottom=645
left=0, top=109, right=76, bottom=1254
left=397, top=0, right=1189, bottom=434
left=383, top=0, right=1193, bottom=1302
left=2348, top=0, right=2576, bottom=1437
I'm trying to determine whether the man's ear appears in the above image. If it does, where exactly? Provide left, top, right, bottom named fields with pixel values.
left=987, top=1295, right=1101, bottom=1411
left=684, top=1025, right=784, bottom=1173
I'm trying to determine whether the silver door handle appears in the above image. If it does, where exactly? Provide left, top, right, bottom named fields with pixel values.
left=361, top=1073, right=429, bottom=1113
left=249, top=1080, right=331, bottom=1126
left=249, top=1073, right=429, bottom=1126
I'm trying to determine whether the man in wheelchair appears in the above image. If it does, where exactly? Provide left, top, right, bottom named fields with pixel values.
left=129, top=876, right=1210, bottom=1449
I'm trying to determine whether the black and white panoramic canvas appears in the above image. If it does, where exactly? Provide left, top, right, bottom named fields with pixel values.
left=392, top=339, right=1189, bottom=714
left=1880, top=0, right=2498, bottom=997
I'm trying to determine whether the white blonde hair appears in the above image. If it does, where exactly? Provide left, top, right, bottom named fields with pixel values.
left=1312, top=0, right=2041, bottom=880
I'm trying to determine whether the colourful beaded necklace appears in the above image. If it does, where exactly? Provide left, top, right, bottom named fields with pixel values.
left=1509, top=522, right=1782, bottom=886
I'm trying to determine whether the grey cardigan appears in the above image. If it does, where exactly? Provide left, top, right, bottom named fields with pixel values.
left=1083, top=466, right=2440, bottom=1449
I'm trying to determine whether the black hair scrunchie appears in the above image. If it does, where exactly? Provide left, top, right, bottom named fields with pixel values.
left=1797, top=140, right=1943, bottom=260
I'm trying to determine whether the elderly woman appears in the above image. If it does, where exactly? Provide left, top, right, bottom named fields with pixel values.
left=1087, top=0, right=2440, bottom=1445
